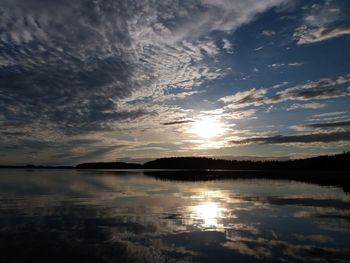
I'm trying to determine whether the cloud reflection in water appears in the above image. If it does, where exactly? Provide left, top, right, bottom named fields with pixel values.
left=0, top=169, right=350, bottom=262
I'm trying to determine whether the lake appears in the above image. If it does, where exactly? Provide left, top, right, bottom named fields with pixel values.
left=0, top=169, right=349, bottom=262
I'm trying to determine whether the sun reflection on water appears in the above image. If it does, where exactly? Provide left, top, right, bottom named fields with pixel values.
left=194, top=202, right=222, bottom=227
left=187, top=190, right=230, bottom=229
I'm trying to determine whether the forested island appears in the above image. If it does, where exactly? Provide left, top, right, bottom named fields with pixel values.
left=1, top=152, right=349, bottom=171
left=76, top=152, right=350, bottom=171
left=1, top=152, right=349, bottom=192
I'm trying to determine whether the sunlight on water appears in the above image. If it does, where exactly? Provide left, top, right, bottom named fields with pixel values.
left=194, top=202, right=221, bottom=227
left=187, top=189, right=236, bottom=229
left=0, top=170, right=349, bottom=263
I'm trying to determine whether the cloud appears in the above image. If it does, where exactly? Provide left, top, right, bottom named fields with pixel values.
left=220, top=88, right=267, bottom=109
left=268, top=62, right=304, bottom=69
left=227, top=109, right=257, bottom=120
left=0, top=0, right=293, bottom=164
left=294, top=26, right=350, bottom=45
left=162, top=120, right=194, bottom=126
left=254, top=45, right=265, bottom=51
left=303, top=121, right=350, bottom=129
left=154, top=90, right=205, bottom=102
left=293, top=1, right=350, bottom=45
left=261, top=30, right=276, bottom=36
left=311, top=111, right=347, bottom=119
left=272, top=81, right=289, bottom=89
left=230, top=131, right=350, bottom=145
left=270, top=78, right=349, bottom=103
left=0, top=135, right=128, bottom=165
left=0, top=0, right=289, bottom=138
left=220, top=75, right=350, bottom=109
left=286, top=102, right=326, bottom=111
left=222, top=38, right=234, bottom=54
left=308, top=111, right=349, bottom=122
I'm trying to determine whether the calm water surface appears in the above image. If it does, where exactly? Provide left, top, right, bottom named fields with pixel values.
left=0, top=169, right=349, bottom=262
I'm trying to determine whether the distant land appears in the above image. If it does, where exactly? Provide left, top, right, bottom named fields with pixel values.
left=76, top=152, right=350, bottom=171
left=1, top=152, right=349, bottom=171
left=75, top=152, right=350, bottom=193
left=1, top=152, right=349, bottom=193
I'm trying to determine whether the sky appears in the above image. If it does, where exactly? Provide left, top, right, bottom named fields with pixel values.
left=0, top=0, right=350, bottom=165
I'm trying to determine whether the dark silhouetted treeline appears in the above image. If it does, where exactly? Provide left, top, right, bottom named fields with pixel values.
left=142, top=152, right=350, bottom=171
left=74, top=152, right=350, bottom=170
left=140, top=152, right=350, bottom=193
left=2, top=152, right=349, bottom=171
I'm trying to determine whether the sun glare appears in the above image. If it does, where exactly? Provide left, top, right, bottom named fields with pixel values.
left=195, top=202, right=221, bottom=227
left=190, top=116, right=226, bottom=139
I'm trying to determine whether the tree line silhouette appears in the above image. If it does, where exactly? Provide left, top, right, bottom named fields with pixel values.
left=76, top=152, right=350, bottom=171
left=1, top=152, right=349, bottom=193
left=1, top=152, right=349, bottom=171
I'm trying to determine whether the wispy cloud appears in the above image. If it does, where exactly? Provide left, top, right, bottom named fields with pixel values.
left=227, top=109, right=258, bottom=120
left=220, top=88, right=267, bottom=109
left=222, top=38, right=234, bottom=54
left=311, top=111, right=347, bottom=119
left=254, top=45, right=265, bottom=51
left=299, top=121, right=350, bottom=129
left=272, top=81, right=289, bottom=89
left=294, top=26, right=350, bottom=45
left=268, top=62, right=304, bottom=69
left=231, top=131, right=350, bottom=145
left=0, top=0, right=291, bottom=162
left=308, top=111, right=348, bottom=122
left=1, top=0, right=349, bottom=163
left=220, top=75, right=350, bottom=109
left=286, top=102, right=326, bottom=111
left=293, top=1, right=350, bottom=44
left=162, top=120, right=194, bottom=126
left=261, top=30, right=276, bottom=36
left=0, top=1, right=289, bottom=132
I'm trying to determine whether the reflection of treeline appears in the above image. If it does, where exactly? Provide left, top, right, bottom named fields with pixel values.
left=75, top=152, right=350, bottom=170
left=143, top=170, right=350, bottom=194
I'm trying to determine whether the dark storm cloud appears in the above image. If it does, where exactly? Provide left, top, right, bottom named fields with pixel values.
left=231, top=131, right=350, bottom=145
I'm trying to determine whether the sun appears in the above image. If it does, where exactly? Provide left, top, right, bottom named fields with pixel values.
left=190, top=116, right=226, bottom=139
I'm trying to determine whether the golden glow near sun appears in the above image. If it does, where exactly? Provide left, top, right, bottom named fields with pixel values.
left=190, top=116, right=226, bottom=139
